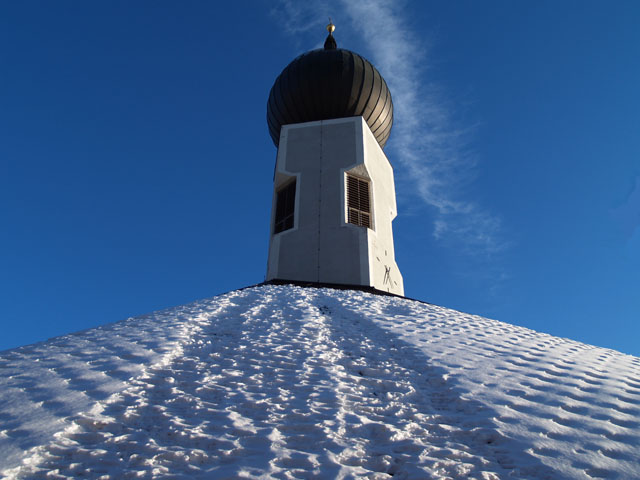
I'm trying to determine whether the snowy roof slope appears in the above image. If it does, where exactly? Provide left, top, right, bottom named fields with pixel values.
left=1, top=285, right=639, bottom=479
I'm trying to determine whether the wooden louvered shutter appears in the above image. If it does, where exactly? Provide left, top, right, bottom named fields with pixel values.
left=274, top=180, right=296, bottom=234
left=347, top=175, right=371, bottom=228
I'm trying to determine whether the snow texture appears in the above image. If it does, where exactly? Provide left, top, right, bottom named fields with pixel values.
left=1, top=285, right=639, bottom=479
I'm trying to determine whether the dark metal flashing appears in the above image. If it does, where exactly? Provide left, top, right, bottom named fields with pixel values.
left=260, top=279, right=433, bottom=306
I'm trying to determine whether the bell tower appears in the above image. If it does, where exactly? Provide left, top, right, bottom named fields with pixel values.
left=265, top=23, right=403, bottom=296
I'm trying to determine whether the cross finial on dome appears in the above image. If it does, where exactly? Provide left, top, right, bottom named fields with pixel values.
left=324, top=19, right=337, bottom=50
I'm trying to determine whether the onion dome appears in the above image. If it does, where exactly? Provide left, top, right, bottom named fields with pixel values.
left=267, top=22, right=393, bottom=149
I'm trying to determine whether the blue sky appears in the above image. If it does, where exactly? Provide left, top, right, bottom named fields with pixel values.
left=1, top=1, right=639, bottom=355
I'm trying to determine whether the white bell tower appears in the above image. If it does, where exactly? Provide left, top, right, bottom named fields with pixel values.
left=265, top=23, right=403, bottom=296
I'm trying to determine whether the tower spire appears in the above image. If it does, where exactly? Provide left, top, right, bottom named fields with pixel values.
left=324, top=19, right=337, bottom=50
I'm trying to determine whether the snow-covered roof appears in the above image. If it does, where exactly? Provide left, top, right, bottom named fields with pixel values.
left=2, top=285, right=639, bottom=479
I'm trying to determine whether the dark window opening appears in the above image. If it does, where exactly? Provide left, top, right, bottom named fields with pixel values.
left=274, top=180, right=296, bottom=234
left=347, top=174, right=371, bottom=229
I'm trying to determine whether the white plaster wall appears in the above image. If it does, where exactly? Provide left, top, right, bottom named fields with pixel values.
left=266, top=117, right=403, bottom=296
left=360, top=118, right=404, bottom=295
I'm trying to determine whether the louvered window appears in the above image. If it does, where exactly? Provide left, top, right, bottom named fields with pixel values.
left=274, top=180, right=296, bottom=234
left=347, top=174, right=371, bottom=228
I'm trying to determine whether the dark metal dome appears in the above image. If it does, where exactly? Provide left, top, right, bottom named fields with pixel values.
left=267, top=29, right=393, bottom=149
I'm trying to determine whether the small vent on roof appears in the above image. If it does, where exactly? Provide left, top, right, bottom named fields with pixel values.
left=347, top=174, right=371, bottom=229
left=274, top=180, right=296, bottom=234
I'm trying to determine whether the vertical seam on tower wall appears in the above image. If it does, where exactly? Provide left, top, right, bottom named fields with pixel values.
left=317, top=122, right=323, bottom=283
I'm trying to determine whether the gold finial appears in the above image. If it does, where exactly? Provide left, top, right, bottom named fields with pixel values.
left=324, top=18, right=337, bottom=49
left=326, top=18, right=335, bottom=34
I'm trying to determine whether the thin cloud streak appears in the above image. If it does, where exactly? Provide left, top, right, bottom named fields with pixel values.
left=272, top=0, right=508, bottom=257
left=611, top=175, right=640, bottom=239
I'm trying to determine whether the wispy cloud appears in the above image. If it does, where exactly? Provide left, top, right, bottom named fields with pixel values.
left=611, top=175, right=640, bottom=239
left=272, top=0, right=508, bottom=259
left=610, top=176, right=640, bottom=266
